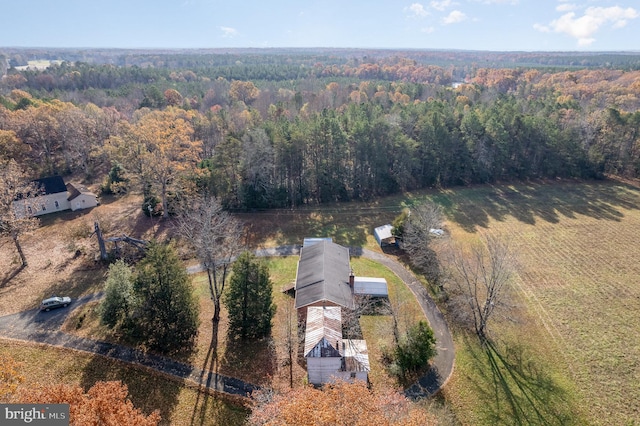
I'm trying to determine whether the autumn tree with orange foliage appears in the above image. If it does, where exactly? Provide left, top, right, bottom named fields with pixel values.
left=108, top=107, right=202, bottom=217
left=229, top=80, right=260, bottom=105
left=0, top=354, right=23, bottom=402
left=248, top=380, right=436, bottom=426
left=14, top=381, right=160, bottom=426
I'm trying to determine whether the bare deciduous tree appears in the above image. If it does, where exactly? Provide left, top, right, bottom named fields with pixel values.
left=176, top=194, right=243, bottom=323
left=0, top=160, right=40, bottom=267
left=397, top=202, right=444, bottom=286
left=341, top=294, right=375, bottom=340
left=279, top=297, right=297, bottom=389
left=446, top=234, right=513, bottom=341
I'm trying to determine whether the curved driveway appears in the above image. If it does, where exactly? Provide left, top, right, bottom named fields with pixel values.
left=257, top=245, right=455, bottom=399
left=0, top=244, right=453, bottom=400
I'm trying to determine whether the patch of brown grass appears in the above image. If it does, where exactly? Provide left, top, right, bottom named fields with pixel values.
left=441, top=181, right=640, bottom=425
left=0, top=339, right=249, bottom=425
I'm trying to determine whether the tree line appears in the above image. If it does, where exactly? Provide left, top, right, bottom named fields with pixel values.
left=1, top=56, right=639, bottom=212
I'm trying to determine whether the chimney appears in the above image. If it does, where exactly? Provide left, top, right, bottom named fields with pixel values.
left=349, top=270, right=354, bottom=289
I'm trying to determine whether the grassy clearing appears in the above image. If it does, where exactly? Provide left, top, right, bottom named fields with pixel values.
left=354, top=257, right=427, bottom=390
left=239, top=179, right=640, bottom=424
left=434, top=180, right=640, bottom=425
left=1, top=339, right=249, bottom=426
left=238, top=195, right=416, bottom=250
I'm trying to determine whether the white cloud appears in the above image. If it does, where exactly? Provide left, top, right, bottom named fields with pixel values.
left=535, top=6, right=639, bottom=45
left=442, top=10, right=467, bottom=24
left=406, top=3, right=429, bottom=18
left=556, top=3, right=576, bottom=12
left=430, top=0, right=453, bottom=12
left=220, top=26, right=238, bottom=38
left=533, top=23, right=550, bottom=33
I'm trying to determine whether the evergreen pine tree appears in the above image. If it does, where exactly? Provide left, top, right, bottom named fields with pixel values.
left=130, top=241, right=199, bottom=353
left=224, top=251, right=276, bottom=340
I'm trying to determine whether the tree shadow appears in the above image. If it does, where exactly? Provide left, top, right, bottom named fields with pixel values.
left=404, top=365, right=442, bottom=398
left=41, top=266, right=106, bottom=302
left=0, top=264, right=25, bottom=288
left=79, top=352, right=182, bottom=423
left=464, top=334, right=577, bottom=425
left=432, top=180, right=640, bottom=233
left=189, top=320, right=220, bottom=426
left=221, top=333, right=277, bottom=386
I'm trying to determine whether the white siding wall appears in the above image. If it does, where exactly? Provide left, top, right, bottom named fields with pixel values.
left=306, top=357, right=343, bottom=386
left=70, top=193, right=98, bottom=211
left=13, top=193, right=70, bottom=218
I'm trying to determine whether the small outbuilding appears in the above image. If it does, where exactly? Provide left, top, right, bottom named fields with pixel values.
left=353, top=277, right=389, bottom=298
left=429, top=228, right=445, bottom=237
left=374, top=224, right=395, bottom=247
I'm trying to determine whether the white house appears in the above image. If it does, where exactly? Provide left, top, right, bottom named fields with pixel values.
left=294, top=239, right=388, bottom=386
left=13, top=176, right=98, bottom=218
left=66, top=183, right=99, bottom=211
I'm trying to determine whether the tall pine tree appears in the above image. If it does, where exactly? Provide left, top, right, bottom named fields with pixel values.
left=130, top=241, right=199, bottom=354
left=224, top=252, right=275, bottom=340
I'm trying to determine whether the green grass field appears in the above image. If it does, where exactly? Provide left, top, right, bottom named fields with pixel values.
left=243, top=178, right=640, bottom=425
left=429, top=180, right=640, bottom=425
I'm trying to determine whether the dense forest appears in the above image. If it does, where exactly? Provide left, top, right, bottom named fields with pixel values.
left=1, top=48, right=639, bottom=210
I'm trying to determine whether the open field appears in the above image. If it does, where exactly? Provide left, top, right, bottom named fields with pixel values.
left=241, top=178, right=640, bottom=424
left=433, top=180, right=640, bottom=425
left=3, top=178, right=640, bottom=424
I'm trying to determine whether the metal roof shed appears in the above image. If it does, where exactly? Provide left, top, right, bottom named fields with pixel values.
left=304, top=306, right=343, bottom=357
left=353, top=277, right=389, bottom=298
left=303, top=237, right=333, bottom=247
left=374, top=224, right=394, bottom=247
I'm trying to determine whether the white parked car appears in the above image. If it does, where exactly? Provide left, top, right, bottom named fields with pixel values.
left=40, top=296, right=71, bottom=311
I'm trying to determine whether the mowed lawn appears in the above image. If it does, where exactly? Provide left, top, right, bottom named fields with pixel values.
left=433, top=180, right=640, bottom=425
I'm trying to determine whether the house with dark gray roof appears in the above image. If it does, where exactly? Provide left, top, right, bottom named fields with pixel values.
left=12, top=176, right=97, bottom=218
left=293, top=239, right=381, bottom=386
left=294, top=240, right=355, bottom=314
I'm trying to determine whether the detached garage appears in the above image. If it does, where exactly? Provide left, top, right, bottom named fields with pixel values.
left=374, top=224, right=394, bottom=247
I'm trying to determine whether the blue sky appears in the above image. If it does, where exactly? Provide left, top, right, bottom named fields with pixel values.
left=2, top=0, right=639, bottom=51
